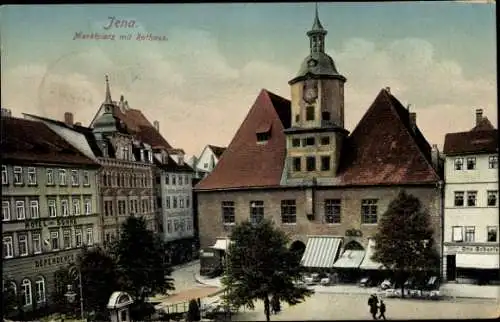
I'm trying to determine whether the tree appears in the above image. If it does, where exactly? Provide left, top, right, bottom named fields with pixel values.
left=372, top=190, right=440, bottom=298
left=221, top=219, right=313, bottom=322
left=186, top=298, right=201, bottom=322
left=78, top=246, right=119, bottom=320
left=112, top=216, right=175, bottom=301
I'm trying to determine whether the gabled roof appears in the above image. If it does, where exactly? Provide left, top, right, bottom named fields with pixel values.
left=471, top=117, right=495, bottom=132
left=195, top=89, right=291, bottom=190
left=443, top=121, right=498, bottom=156
left=195, top=88, right=440, bottom=191
left=207, top=145, right=227, bottom=159
left=1, top=116, right=98, bottom=166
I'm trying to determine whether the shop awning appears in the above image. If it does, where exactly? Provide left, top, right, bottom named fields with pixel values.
left=456, top=253, right=499, bottom=269
left=211, top=238, right=231, bottom=251
left=333, top=250, right=365, bottom=268
left=359, top=239, right=385, bottom=270
left=301, top=237, right=342, bottom=268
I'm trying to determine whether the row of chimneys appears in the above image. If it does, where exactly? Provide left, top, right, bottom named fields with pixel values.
left=63, top=111, right=160, bottom=131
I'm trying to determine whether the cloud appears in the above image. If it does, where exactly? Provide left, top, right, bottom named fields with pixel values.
left=1, top=32, right=496, bottom=157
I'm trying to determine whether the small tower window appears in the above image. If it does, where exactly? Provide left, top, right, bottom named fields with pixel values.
left=321, top=156, right=331, bottom=171
left=256, top=132, right=270, bottom=142
left=322, top=111, right=330, bottom=121
left=303, top=137, right=315, bottom=146
left=293, top=157, right=301, bottom=172
left=306, top=156, right=316, bottom=171
left=320, top=137, right=330, bottom=145
left=292, top=138, right=301, bottom=147
left=306, top=106, right=315, bottom=121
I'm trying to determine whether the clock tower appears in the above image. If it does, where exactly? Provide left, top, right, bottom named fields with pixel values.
left=284, top=5, right=348, bottom=182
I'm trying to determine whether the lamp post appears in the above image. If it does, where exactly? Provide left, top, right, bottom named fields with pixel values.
left=65, top=266, right=84, bottom=321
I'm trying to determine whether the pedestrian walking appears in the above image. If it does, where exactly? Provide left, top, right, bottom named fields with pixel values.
left=271, top=295, right=281, bottom=314
left=378, top=300, right=386, bottom=320
left=368, top=294, right=378, bottom=320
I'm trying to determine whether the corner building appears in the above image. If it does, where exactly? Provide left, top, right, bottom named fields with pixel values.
left=195, top=9, right=444, bottom=279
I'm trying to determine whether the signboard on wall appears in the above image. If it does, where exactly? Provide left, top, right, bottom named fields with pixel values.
left=34, top=253, right=75, bottom=269
left=25, top=218, right=77, bottom=230
left=446, top=245, right=499, bottom=254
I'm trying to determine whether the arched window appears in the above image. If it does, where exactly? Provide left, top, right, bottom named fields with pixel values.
left=21, top=279, right=32, bottom=306
left=35, top=276, right=46, bottom=303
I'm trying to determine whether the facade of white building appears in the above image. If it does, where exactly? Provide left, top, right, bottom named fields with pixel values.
left=442, top=109, right=499, bottom=284
left=188, top=144, right=226, bottom=179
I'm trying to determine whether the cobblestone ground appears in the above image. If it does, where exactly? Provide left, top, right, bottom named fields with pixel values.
left=229, top=293, right=499, bottom=321
left=171, top=260, right=203, bottom=291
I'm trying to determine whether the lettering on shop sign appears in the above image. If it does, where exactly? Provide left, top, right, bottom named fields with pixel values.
left=34, top=254, right=75, bottom=269
left=25, top=218, right=77, bottom=229
left=345, top=229, right=362, bottom=237
left=447, top=245, right=499, bottom=254
left=201, top=252, right=215, bottom=258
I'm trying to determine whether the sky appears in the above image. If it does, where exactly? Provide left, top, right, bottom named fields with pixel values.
left=1, top=2, right=497, bottom=158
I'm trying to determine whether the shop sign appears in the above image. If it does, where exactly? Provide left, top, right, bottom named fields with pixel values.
left=25, top=218, right=77, bottom=229
left=34, top=253, right=75, bottom=269
left=201, top=251, right=215, bottom=258
left=446, top=245, right=499, bottom=254
left=345, top=229, right=362, bottom=237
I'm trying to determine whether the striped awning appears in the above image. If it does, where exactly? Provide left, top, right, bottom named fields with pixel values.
left=301, top=237, right=342, bottom=268
left=359, top=239, right=385, bottom=270
left=333, top=250, right=365, bottom=268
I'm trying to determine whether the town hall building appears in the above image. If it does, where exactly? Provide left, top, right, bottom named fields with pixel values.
left=195, top=8, right=444, bottom=278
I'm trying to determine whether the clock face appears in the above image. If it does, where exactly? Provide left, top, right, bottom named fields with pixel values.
left=307, top=58, right=318, bottom=68
left=303, top=79, right=318, bottom=104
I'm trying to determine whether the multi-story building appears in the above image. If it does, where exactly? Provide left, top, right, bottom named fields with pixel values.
left=195, top=9, right=444, bottom=278
left=442, top=109, right=499, bottom=284
left=188, top=145, right=227, bottom=179
left=2, top=115, right=101, bottom=311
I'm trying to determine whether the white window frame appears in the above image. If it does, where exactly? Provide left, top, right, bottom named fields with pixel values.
left=18, top=234, right=28, bottom=256
left=454, top=191, right=464, bottom=207
left=75, top=229, right=83, bottom=247
left=454, top=158, right=463, bottom=170
left=71, top=170, right=79, bottom=186
left=452, top=226, right=463, bottom=242
left=21, top=279, right=32, bottom=306
left=13, top=166, right=23, bottom=185
left=35, top=277, right=46, bottom=303
left=489, top=155, right=498, bottom=169
left=32, top=233, right=41, bottom=254
left=3, top=236, right=14, bottom=258
left=86, top=228, right=94, bottom=245
left=46, top=169, right=54, bottom=185
left=487, top=226, right=498, bottom=242
left=466, top=157, right=476, bottom=170
left=59, top=169, right=67, bottom=186
left=16, top=200, right=25, bottom=220
left=2, top=201, right=10, bottom=221
left=466, top=191, right=477, bottom=207
left=63, top=229, right=71, bottom=249
left=83, top=171, right=90, bottom=186
left=72, top=198, right=81, bottom=216
left=487, top=190, right=498, bottom=207
left=84, top=198, right=92, bottom=215
left=48, top=199, right=57, bottom=217
left=61, top=199, right=69, bottom=216
left=465, top=226, right=475, bottom=242
left=2, top=165, right=8, bottom=185
left=27, top=167, right=37, bottom=185
left=30, top=200, right=39, bottom=219
left=50, top=231, right=59, bottom=251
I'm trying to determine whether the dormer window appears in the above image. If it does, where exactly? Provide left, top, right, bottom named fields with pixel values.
left=256, top=122, right=272, bottom=143
left=123, top=146, right=129, bottom=160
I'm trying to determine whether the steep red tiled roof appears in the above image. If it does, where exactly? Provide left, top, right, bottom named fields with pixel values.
left=195, top=88, right=440, bottom=191
left=443, top=129, right=498, bottom=156
left=196, top=89, right=290, bottom=190
left=1, top=117, right=98, bottom=166
left=336, top=89, right=440, bottom=185
left=208, top=145, right=227, bottom=159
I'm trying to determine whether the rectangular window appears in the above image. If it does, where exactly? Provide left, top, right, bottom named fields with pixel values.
left=489, top=155, right=498, bottom=169
left=71, top=170, right=79, bottom=186
left=83, top=171, right=90, bottom=186
left=2, top=201, right=10, bottom=221
left=59, top=169, right=67, bottom=186
left=293, top=157, right=301, bottom=172
left=487, top=191, right=498, bottom=207
left=464, top=226, right=475, bottom=242
left=167, top=221, right=172, bottom=233
left=487, top=226, right=498, bottom=242
left=452, top=226, right=463, bottom=242
left=48, top=199, right=57, bottom=217
left=18, top=234, right=28, bottom=256
left=454, top=158, right=463, bottom=170
left=46, top=169, right=54, bottom=185
left=466, top=157, right=476, bottom=170
left=306, top=105, right=315, bottom=121
left=172, top=175, right=177, bottom=185
left=173, top=197, right=178, bottom=209
left=32, top=233, right=41, bottom=254
left=86, top=228, right=94, bottom=245
left=166, top=197, right=171, bottom=209
left=30, top=200, right=39, bottom=219
left=321, top=111, right=331, bottom=121
left=63, top=230, right=71, bottom=249
left=50, top=231, right=59, bottom=251
left=61, top=199, right=69, bottom=216
left=324, top=199, right=341, bottom=224
left=466, top=191, right=477, bottom=207
left=306, top=156, right=316, bottom=171
left=250, top=200, right=264, bottom=224
left=222, top=201, right=235, bottom=224
left=165, top=174, right=170, bottom=185
left=174, top=220, right=180, bottom=232
left=295, top=114, right=300, bottom=122
left=84, top=198, right=92, bottom=215
left=186, top=196, right=190, bottom=208
left=75, top=229, right=82, bottom=247
left=27, top=167, right=37, bottom=185
left=36, top=278, right=45, bottom=303
left=1, top=165, right=8, bottom=185
left=361, top=199, right=378, bottom=224
left=321, top=156, right=331, bottom=171
left=281, top=199, right=297, bottom=224
left=13, top=166, right=23, bottom=185
left=454, top=191, right=464, bottom=207
left=305, top=137, right=315, bottom=146
left=72, top=198, right=81, bottom=216
left=256, top=132, right=270, bottom=142
left=320, top=136, right=330, bottom=145
left=292, top=138, right=300, bottom=147
left=16, top=201, right=25, bottom=220
left=3, top=236, right=13, bottom=258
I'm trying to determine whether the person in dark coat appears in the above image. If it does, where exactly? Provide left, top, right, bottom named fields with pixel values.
left=378, top=300, right=386, bottom=320
left=368, top=294, right=378, bottom=320
left=271, top=295, right=281, bottom=314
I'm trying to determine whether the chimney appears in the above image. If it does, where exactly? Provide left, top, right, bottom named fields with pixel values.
left=385, top=86, right=391, bottom=93
left=409, top=112, right=417, bottom=132
left=154, top=120, right=159, bottom=131
left=75, top=122, right=82, bottom=126
left=431, top=144, right=439, bottom=170
left=64, top=112, right=74, bottom=125
left=476, top=109, right=483, bottom=126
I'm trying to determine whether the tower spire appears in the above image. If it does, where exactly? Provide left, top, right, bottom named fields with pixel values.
left=104, top=75, right=112, bottom=104
left=307, top=3, right=327, bottom=54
